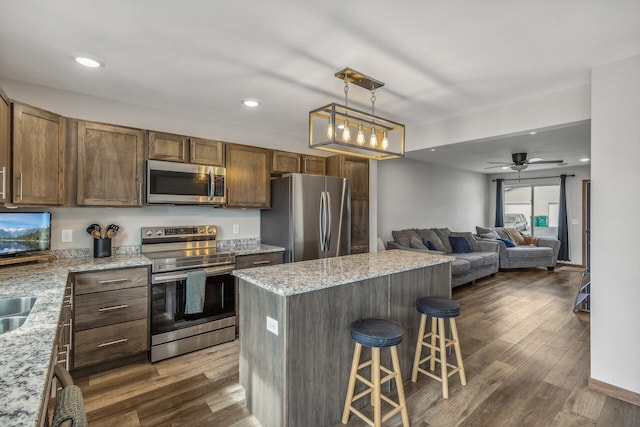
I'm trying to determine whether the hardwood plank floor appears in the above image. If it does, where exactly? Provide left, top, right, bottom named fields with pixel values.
left=75, top=267, right=640, bottom=426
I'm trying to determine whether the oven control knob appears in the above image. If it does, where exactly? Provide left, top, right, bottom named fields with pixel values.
left=145, top=230, right=153, bottom=237
left=207, top=227, right=214, bottom=234
left=198, top=227, right=205, bottom=234
left=156, top=230, right=163, bottom=236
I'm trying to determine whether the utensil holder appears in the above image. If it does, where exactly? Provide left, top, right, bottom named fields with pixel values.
left=93, top=237, right=112, bottom=258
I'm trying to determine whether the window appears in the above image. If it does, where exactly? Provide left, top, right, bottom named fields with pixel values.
left=504, top=184, right=560, bottom=238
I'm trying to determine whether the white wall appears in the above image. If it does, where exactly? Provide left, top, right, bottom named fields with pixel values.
left=487, top=165, right=590, bottom=265
left=591, top=54, right=640, bottom=394
left=377, top=158, right=488, bottom=243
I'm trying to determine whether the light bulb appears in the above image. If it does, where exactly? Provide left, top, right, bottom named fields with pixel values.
left=356, top=125, right=365, bottom=145
left=326, top=116, right=334, bottom=140
left=381, top=131, right=389, bottom=150
left=369, top=128, right=378, bottom=147
left=342, top=120, right=351, bottom=142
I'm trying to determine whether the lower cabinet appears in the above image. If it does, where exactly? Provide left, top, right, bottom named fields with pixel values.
left=71, top=267, right=149, bottom=371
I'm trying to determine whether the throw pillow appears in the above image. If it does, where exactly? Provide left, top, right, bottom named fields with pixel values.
left=476, top=226, right=495, bottom=236
left=450, top=231, right=480, bottom=251
left=415, top=229, right=446, bottom=252
left=410, top=236, right=428, bottom=249
left=479, top=232, right=499, bottom=240
left=423, top=239, right=437, bottom=251
left=499, top=238, right=516, bottom=248
left=448, top=236, right=473, bottom=253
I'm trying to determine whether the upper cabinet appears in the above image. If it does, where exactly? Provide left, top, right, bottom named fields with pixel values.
left=12, top=103, right=65, bottom=205
left=272, top=150, right=326, bottom=175
left=148, top=131, right=224, bottom=166
left=327, top=155, right=369, bottom=254
left=77, top=121, right=144, bottom=206
left=226, top=143, right=270, bottom=208
left=0, top=89, right=10, bottom=204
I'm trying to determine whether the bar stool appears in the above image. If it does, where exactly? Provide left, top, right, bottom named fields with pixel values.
left=342, top=318, right=410, bottom=427
left=411, top=296, right=466, bottom=398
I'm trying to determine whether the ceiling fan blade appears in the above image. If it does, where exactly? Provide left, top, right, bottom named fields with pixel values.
left=526, top=159, right=564, bottom=164
left=486, top=161, right=513, bottom=165
left=484, top=164, right=512, bottom=169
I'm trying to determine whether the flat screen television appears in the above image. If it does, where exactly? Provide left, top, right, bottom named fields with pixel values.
left=0, top=212, right=51, bottom=258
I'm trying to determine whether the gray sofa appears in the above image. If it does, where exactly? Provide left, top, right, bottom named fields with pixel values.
left=475, top=226, right=561, bottom=270
left=387, top=228, right=499, bottom=288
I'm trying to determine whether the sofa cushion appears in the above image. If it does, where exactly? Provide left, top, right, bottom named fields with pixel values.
left=476, top=226, right=495, bottom=236
left=450, top=258, right=470, bottom=275
left=450, top=231, right=480, bottom=251
left=409, top=235, right=428, bottom=249
left=479, top=229, right=500, bottom=240
left=423, top=239, right=437, bottom=251
left=449, top=236, right=473, bottom=253
left=433, top=228, right=453, bottom=253
left=392, top=229, right=422, bottom=248
left=506, top=246, right=553, bottom=259
left=453, top=253, right=484, bottom=269
left=415, top=229, right=446, bottom=252
left=477, top=251, right=499, bottom=266
left=499, top=237, right=516, bottom=248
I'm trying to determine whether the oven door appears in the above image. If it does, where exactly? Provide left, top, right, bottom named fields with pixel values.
left=146, top=159, right=226, bottom=205
left=150, top=266, right=235, bottom=337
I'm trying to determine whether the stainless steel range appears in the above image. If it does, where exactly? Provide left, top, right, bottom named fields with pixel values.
left=141, top=225, right=236, bottom=362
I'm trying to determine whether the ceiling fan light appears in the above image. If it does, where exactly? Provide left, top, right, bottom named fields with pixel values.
left=511, top=164, right=528, bottom=171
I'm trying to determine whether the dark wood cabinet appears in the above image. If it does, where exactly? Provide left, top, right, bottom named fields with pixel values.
left=301, top=155, right=326, bottom=175
left=226, top=143, right=271, bottom=208
left=72, top=267, right=149, bottom=370
left=327, top=155, right=370, bottom=254
left=0, top=89, right=10, bottom=204
left=12, top=103, right=65, bottom=205
left=148, top=132, right=224, bottom=166
left=77, top=121, right=144, bottom=206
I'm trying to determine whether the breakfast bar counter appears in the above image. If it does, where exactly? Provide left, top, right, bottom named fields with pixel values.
left=233, top=250, right=453, bottom=427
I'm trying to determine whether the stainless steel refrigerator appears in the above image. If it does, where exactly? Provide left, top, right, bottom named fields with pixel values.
left=261, top=173, right=350, bottom=263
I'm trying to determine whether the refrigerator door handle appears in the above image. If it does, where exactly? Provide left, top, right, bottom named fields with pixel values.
left=325, top=191, right=332, bottom=251
left=319, top=192, right=326, bottom=251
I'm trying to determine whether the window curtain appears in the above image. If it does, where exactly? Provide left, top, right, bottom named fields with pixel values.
left=557, top=174, right=570, bottom=261
left=495, top=179, right=504, bottom=227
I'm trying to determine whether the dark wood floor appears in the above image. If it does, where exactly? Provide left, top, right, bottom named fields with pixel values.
left=76, top=267, right=640, bottom=426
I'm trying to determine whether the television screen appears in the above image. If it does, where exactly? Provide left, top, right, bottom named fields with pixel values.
left=0, top=212, right=51, bottom=257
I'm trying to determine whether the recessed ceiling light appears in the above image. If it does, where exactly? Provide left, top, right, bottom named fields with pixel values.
left=430, top=148, right=436, bottom=152
left=580, top=157, right=590, bottom=162
left=74, top=56, right=103, bottom=68
left=242, top=99, right=260, bottom=108
left=529, top=131, right=537, bottom=135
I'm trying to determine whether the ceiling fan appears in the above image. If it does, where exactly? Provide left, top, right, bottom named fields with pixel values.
left=485, top=152, right=564, bottom=171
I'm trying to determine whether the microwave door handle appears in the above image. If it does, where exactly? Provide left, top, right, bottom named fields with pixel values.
left=208, top=171, right=214, bottom=200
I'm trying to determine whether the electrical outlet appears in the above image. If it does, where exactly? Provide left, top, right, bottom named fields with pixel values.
left=266, top=316, right=278, bottom=335
left=232, top=224, right=240, bottom=234
left=571, top=218, right=579, bottom=225
left=61, top=229, right=72, bottom=243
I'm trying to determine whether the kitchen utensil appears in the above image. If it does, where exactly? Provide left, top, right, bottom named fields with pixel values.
left=105, top=224, right=119, bottom=238
left=86, top=224, right=101, bottom=239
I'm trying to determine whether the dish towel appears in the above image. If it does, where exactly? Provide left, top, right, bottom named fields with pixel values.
left=185, top=270, right=206, bottom=314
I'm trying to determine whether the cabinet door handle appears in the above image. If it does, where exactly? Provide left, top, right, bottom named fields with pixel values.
left=98, top=304, right=129, bottom=312
left=252, top=260, right=271, bottom=265
left=98, top=278, right=129, bottom=285
left=190, top=140, right=195, bottom=162
left=0, top=166, right=5, bottom=199
left=98, top=338, right=128, bottom=347
left=17, top=173, right=23, bottom=201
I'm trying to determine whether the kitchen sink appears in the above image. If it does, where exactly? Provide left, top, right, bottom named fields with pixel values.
left=0, top=296, right=37, bottom=317
left=0, top=297, right=36, bottom=335
left=0, top=316, right=28, bottom=334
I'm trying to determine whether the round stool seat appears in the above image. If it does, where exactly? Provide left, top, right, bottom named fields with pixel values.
left=350, top=318, right=404, bottom=348
left=416, top=296, right=460, bottom=318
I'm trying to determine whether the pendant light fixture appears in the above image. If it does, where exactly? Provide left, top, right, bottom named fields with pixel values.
left=309, top=68, right=405, bottom=160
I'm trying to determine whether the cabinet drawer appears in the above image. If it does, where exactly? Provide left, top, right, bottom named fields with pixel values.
left=74, top=318, right=148, bottom=368
left=236, top=252, right=283, bottom=270
left=75, top=286, right=148, bottom=331
left=74, top=267, right=149, bottom=295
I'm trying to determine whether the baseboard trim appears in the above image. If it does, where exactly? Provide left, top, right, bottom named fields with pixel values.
left=589, top=377, right=640, bottom=406
left=557, top=262, right=585, bottom=268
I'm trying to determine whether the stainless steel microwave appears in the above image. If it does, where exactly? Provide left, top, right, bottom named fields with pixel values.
left=146, top=160, right=226, bottom=205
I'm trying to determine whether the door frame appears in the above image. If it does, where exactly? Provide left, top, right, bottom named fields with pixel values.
left=582, top=179, right=591, bottom=268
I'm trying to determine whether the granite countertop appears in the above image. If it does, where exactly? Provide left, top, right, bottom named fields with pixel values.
left=232, top=249, right=453, bottom=296
left=233, top=244, right=285, bottom=256
left=0, top=255, right=152, bottom=427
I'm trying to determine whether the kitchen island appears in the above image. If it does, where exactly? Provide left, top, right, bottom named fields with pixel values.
left=233, top=249, right=452, bottom=427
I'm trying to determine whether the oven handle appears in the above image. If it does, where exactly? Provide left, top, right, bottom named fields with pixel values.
left=151, top=265, right=236, bottom=284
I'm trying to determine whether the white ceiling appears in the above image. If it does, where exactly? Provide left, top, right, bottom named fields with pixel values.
left=0, top=1, right=639, bottom=171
